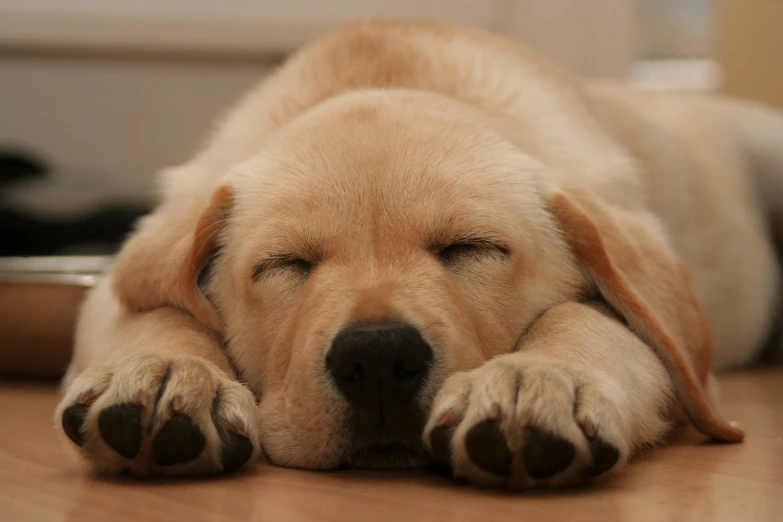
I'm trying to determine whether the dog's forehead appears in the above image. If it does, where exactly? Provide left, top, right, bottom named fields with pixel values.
left=240, top=98, right=537, bottom=196
left=228, top=92, right=550, bottom=251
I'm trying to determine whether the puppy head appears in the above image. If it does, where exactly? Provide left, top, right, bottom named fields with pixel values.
left=200, top=90, right=584, bottom=468
left=114, top=88, right=740, bottom=471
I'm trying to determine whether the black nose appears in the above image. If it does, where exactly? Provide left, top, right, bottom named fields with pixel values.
left=326, top=322, right=433, bottom=419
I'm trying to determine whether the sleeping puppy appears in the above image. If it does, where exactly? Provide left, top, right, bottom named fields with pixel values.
left=55, top=19, right=783, bottom=488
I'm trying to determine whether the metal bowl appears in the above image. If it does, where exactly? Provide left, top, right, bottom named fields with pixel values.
left=0, top=256, right=111, bottom=378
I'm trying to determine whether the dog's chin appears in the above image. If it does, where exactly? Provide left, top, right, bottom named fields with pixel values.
left=342, top=442, right=427, bottom=470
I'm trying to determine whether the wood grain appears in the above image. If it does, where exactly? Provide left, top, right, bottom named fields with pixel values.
left=1, top=370, right=782, bottom=522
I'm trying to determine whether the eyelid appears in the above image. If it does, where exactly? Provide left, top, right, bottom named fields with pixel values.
left=252, top=254, right=313, bottom=282
left=433, top=235, right=510, bottom=252
left=455, top=238, right=509, bottom=254
left=433, top=236, right=511, bottom=263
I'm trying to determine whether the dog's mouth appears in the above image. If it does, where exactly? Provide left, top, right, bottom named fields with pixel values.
left=342, top=441, right=428, bottom=470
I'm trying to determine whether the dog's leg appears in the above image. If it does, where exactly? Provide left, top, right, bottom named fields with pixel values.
left=54, top=276, right=260, bottom=476
left=424, top=301, right=675, bottom=488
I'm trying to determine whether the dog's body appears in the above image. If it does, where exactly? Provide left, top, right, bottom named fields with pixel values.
left=56, top=20, right=783, bottom=487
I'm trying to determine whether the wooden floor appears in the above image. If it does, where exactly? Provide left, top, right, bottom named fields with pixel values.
left=1, top=370, right=782, bottom=522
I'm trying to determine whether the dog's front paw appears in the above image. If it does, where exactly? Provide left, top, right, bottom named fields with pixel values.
left=424, top=353, right=629, bottom=488
left=55, top=354, right=260, bottom=476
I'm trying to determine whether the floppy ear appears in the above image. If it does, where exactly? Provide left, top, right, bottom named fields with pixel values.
left=111, top=185, right=233, bottom=333
left=549, top=189, right=743, bottom=442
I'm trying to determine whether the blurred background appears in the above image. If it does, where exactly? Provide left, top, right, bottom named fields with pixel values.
left=0, top=0, right=780, bottom=257
left=0, top=0, right=781, bottom=376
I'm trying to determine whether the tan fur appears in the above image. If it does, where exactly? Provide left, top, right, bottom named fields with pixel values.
left=56, top=19, right=782, bottom=486
left=424, top=301, right=674, bottom=487
left=549, top=190, right=742, bottom=442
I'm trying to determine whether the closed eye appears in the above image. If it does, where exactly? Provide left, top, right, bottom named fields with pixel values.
left=252, top=254, right=314, bottom=282
left=433, top=237, right=510, bottom=264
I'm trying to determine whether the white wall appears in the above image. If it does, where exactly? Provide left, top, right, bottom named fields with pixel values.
left=0, top=0, right=495, bottom=22
left=0, top=0, right=637, bottom=208
left=0, top=57, right=266, bottom=203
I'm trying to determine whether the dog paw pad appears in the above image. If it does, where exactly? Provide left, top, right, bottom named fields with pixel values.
left=585, top=437, right=619, bottom=477
left=465, top=419, right=513, bottom=476
left=523, top=427, right=575, bottom=479
left=152, top=413, right=205, bottom=466
left=62, top=404, right=89, bottom=446
left=220, top=432, right=254, bottom=473
left=98, top=404, right=143, bottom=459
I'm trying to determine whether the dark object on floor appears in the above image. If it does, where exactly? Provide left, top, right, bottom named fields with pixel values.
left=0, top=150, right=48, bottom=185
left=0, top=205, right=148, bottom=256
left=0, top=148, right=150, bottom=256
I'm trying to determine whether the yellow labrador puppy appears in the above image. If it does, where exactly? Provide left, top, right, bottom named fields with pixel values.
left=56, top=19, right=782, bottom=488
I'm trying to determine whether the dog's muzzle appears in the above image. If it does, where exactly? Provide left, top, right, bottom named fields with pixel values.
left=326, top=321, right=433, bottom=469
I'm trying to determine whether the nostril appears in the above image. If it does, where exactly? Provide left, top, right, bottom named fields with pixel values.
left=392, top=359, right=423, bottom=381
left=342, top=364, right=365, bottom=383
left=327, top=356, right=365, bottom=382
left=346, top=364, right=364, bottom=381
